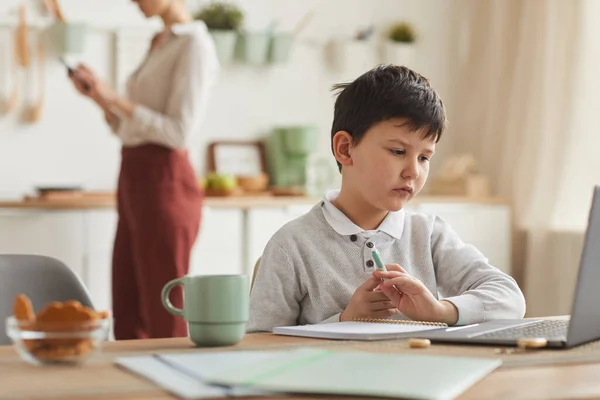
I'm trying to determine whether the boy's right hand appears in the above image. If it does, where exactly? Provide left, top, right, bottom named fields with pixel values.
left=340, top=276, right=400, bottom=321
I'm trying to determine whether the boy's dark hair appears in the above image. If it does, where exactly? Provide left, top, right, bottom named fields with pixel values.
left=330, top=64, right=446, bottom=171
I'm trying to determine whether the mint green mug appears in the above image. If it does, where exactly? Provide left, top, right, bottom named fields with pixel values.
left=161, top=274, right=249, bottom=347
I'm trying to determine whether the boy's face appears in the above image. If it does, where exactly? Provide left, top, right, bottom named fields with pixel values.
left=343, top=118, right=436, bottom=211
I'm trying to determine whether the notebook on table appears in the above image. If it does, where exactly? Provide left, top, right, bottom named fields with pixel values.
left=200, top=347, right=503, bottom=400
left=272, top=318, right=448, bottom=340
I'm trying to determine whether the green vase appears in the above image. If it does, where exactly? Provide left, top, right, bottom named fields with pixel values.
left=209, top=29, right=237, bottom=65
left=268, top=33, right=294, bottom=64
left=281, top=126, right=319, bottom=156
left=236, top=31, right=270, bottom=65
left=51, top=22, right=87, bottom=55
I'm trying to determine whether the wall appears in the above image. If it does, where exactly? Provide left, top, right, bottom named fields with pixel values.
left=552, top=0, right=600, bottom=231
left=0, top=0, right=455, bottom=198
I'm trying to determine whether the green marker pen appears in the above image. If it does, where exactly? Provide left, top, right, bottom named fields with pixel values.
left=371, top=248, right=387, bottom=279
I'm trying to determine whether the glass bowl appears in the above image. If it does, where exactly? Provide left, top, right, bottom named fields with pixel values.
left=5, top=316, right=111, bottom=366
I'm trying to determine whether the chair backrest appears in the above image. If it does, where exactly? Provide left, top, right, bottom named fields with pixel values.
left=0, top=254, right=95, bottom=345
left=250, top=257, right=261, bottom=294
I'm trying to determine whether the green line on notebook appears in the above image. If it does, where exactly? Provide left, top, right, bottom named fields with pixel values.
left=241, top=350, right=335, bottom=386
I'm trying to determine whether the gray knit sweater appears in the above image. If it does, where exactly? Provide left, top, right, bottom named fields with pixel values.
left=247, top=201, right=526, bottom=332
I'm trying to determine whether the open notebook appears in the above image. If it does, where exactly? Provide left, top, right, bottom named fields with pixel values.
left=273, top=318, right=448, bottom=340
left=116, top=348, right=502, bottom=400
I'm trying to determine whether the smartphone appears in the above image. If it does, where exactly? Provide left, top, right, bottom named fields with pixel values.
left=60, top=57, right=90, bottom=91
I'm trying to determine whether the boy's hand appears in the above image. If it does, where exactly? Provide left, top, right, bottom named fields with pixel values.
left=373, top=265, right=459, bottom=325
left=340, top=276, right=400, bottom=322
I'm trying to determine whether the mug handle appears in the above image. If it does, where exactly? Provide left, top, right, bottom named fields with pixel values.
left=161, top=277, right=184, bottom=317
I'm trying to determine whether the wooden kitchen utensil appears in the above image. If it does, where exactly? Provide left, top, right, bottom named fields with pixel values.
left=1, top=28, right=19, bottom=114
left=51, top=0, right=67, bottom=22
left=15, top=5, right=29, bottom=68
left=29, top=34, right=44, bottom=122
left=7, top=57, right=18, bottom=113
left=42, top=0, right=56, bottom=18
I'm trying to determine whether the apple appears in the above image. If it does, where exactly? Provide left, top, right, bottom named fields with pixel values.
left=213, top=174, right=237, bottom=190
left=204, top=173, right=237, bottom=190
left=205, top=173, right=219, bottom=189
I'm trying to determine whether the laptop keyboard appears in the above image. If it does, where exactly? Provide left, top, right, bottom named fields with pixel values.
left=475, top=320, right=569, bottom=340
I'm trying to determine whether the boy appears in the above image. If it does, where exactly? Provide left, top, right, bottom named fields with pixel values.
left=247, top=65, right=525, bottom=332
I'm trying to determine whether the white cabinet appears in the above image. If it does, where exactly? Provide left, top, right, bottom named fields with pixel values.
left=0, top=209, right=117, bottom=311
left=247, top=205, right=314, bottom=276
left=190, top=207, right=242, bottom=276
left=83, top=210, right=118, bottom=311
left=0, top=210, right=85, bottom=277
left=0, top=206, right=244, bottom=310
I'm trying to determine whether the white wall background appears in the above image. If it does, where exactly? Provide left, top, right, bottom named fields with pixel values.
left=0, top=0, right=456, bottom=198
left=552, top=0, right=600, bottom=230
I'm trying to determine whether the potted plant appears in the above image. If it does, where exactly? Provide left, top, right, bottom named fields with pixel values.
left=195, top=2, right=244, bottom=64
left=381, top=22, right=416, bottom=66
left=330, top=25, right=377, bottom=78
left=236, top=27, right=271, bottom=65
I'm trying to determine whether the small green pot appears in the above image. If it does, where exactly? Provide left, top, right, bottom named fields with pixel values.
left=268, top=33, right=294, bottom=64
left=236, top=31, right=270, bottom=65
left=209, top=29, right=238, bottom=64
left=281, top=126, right=319, bottom=156
left=50, top=22, right=87, bottom=55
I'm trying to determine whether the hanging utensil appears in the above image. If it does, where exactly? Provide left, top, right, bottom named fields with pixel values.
left=5, top=4, right=27, bottom=114
left=292, top=10, right=314, bottom=36
left=29, top=33, right=44, bottom=122
left=15, top=4, right=29, bottom=68
left=3, top=28, right=19, bottom=114
left=41, top=0, right=55, bottom=17
left=50, top=0, right=66, bottom=22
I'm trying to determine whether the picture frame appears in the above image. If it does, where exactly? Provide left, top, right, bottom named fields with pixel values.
left=207, top=140, right=267, bottom=177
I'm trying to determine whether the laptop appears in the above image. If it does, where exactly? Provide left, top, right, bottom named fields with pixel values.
left=415, top=185, right=600, bottom=349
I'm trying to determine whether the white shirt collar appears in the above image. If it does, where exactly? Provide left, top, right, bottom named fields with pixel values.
left=171, top=20, right=209, bottom=36
left=321, top=190, right=405, bottom=240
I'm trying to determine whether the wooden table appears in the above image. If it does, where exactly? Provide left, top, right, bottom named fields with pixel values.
left=2, top=333, right=600, bottom=399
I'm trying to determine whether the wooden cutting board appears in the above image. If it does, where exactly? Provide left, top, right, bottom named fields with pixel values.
left=24, top=191, right=115, bottom=201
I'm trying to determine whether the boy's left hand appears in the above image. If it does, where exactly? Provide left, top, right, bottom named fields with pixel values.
left=373, top=265, right=459, bottom=325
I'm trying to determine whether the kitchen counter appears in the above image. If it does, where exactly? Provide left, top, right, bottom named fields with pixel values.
left=0, top=193, right=510, bottom=210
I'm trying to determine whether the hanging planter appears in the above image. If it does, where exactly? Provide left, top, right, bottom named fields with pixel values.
left=330, top=37, right=376, bottom=78
left=236, top=30, right=270, bottom=65
left=381, top=22, right=416, bottom=67
left=267, top=11, right=313, bottom=65
left=50, top=21, right=88, bottom=55
left=268, top=33, right=294, bottom=64
left=328, top=26, right=377, bottom=78
left=194, top=2, right=244, bottom=65
left=208, top=29, right=238, bottom=64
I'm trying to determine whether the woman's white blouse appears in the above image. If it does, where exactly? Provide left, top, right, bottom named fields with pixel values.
left=109, top=21, right=219, bottom=149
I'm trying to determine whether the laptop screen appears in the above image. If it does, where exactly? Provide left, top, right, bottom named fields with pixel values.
left=566, top=185, right=600, bottom=347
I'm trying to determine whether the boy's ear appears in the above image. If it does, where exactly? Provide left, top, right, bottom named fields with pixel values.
left=332, top=131, right=353, bottom=168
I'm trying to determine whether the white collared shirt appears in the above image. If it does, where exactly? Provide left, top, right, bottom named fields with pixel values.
left=109, top=21, right=219, bottom=149
left=321, top=190, right=405, bottom=240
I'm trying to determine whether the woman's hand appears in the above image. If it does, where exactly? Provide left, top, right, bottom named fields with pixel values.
left=69, top=64, right=117, bottom=107
left=104, top=109, right=118, bottom=125
left=373, top=264, right=459, bottom=325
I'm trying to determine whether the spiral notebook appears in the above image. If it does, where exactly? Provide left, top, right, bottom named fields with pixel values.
left=272, top=318, right=448, bottom=341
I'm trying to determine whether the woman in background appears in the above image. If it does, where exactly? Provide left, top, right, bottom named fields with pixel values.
left=69, top=0, right=219, bottom=340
